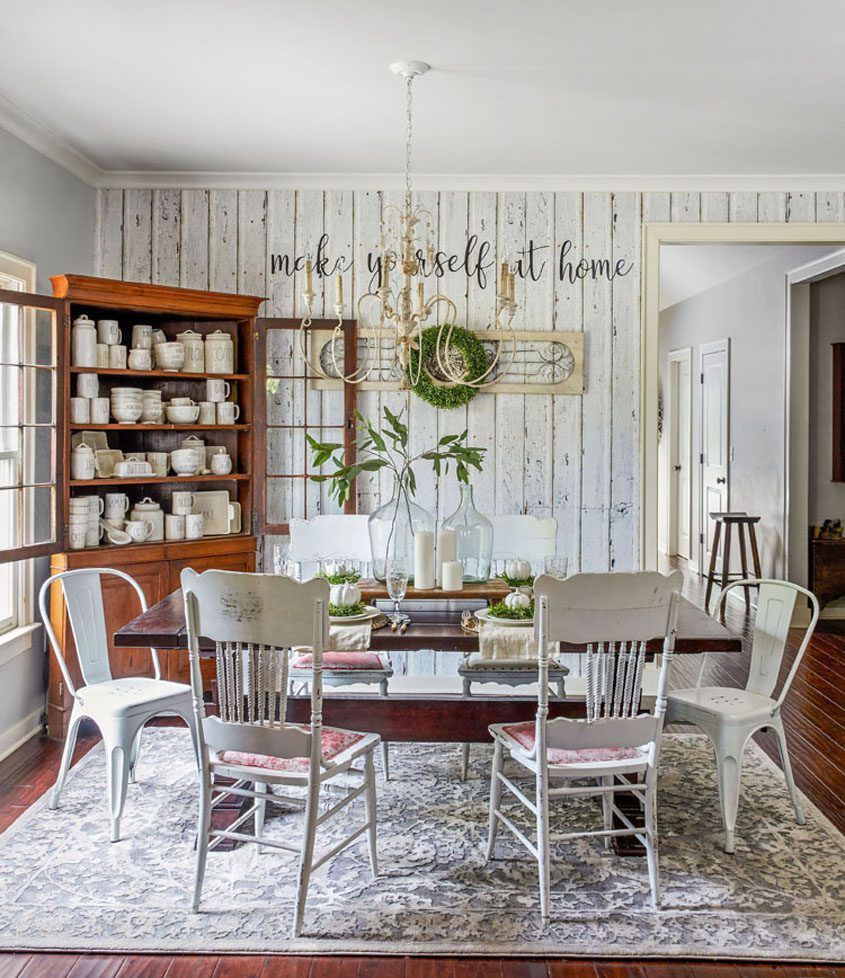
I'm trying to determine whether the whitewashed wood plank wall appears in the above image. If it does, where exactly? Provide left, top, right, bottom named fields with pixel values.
left=95, top=187, right=838, bottom=571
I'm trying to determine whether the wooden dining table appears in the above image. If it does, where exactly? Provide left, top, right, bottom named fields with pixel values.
left=114, top=580, right=742, bottom=745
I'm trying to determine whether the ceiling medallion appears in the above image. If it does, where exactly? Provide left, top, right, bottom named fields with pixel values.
left=298, top=61, right=518, bottom=390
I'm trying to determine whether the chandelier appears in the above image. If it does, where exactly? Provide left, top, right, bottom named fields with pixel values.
left=298, top=60, right=518, bottom=390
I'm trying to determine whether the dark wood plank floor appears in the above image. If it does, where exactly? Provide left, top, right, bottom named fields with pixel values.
left=1, top=560, right=843, bottom=976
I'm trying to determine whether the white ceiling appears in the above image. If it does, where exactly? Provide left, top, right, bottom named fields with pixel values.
left=2, top=0, right=845, bottom=183
left=658, top=244, right=841, bottom=309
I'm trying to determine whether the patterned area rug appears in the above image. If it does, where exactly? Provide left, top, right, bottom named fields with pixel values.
left=0, top=729, right=843, bottom=959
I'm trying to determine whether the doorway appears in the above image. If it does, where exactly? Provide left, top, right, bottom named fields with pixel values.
left=699, top=339, right=730, bottom=575
left=666, top=348, right=692, bottom=560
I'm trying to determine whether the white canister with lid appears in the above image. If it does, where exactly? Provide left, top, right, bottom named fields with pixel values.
left=71, top=315, right=98, bottom=367
left=180, top=434, right=206, bottom=472
left=205, top=330, right=234, bottom=374
left=129, top=497, right=164, bottom=541
left=70, top=442, right=97, bottom=480
left=176, top=329, right=206, bottom=373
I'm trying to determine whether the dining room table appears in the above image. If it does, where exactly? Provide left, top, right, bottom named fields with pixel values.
left=114, top=578, right=742, bottom=744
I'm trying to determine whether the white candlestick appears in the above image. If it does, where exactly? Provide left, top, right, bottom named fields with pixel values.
left=335, top=273, right=343, bottom=306
left=413, top=531, right=435, bottom=590
left=442, top=560, right=464, bottom=592
left=436, top=528, right=457, bottom=586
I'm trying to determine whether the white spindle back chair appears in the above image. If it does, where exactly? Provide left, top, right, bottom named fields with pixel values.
left=40, top=567, right=198, bottom=842
left=667, top=578, right=819, bottom=853
left=486, top=570, right=683, bottom=925
left=288, top=514, right=393, bottom=777
left=182, top=568, right=380, bottom=937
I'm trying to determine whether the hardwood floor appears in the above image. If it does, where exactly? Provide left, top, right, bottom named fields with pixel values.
left=1, top=561, right=843, bottom=976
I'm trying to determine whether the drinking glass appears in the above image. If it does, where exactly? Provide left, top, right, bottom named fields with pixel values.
left=544, top=555, right=569, bottom=579
left=273, top=542, right=300, bottom=579
left=385, top=557, right=409, bottom=626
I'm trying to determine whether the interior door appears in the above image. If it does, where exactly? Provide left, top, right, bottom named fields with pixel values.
left=668, top=349, right=692, bottom=559
left=700, top=339, right=730, bottom=574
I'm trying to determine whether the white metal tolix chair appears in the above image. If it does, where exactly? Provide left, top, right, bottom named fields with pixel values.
left=287, top=515, right=393, bottom=778
left=40, top=568, right=198, bottom=842
left=182, top=568, right=380, bottom=937
left=458, top=515, right=568, bottom=779
left=486, top=570, right=683, bottom=925
left=667, top=578, right=819, bottom=854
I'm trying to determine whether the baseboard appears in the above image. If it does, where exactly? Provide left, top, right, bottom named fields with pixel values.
left=0, top=707, right=44, bottom=763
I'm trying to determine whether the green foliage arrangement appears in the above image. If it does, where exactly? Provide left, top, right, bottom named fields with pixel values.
left=487, top=600, right=535, bottom=621
left=407, top=324, right=488, bottom=409
left=317, top=568, right=362, bottom=585
left=307, top=405, right=486, bottom=509
left=500, top=573, right=535, bottom=589
left=329, top=600, right=367, bottom=617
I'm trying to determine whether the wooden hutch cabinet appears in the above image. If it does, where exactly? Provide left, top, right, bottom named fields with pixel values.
left=45, top=276, right=264, bottom=740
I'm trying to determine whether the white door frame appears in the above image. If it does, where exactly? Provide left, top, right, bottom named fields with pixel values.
left=641, top=222, right=845, bottom=572
left=698, top=339, right=731, bottom=576
left=666, top=347, right=692, bottom=560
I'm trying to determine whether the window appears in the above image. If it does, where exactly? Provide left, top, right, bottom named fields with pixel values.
left=0, top=252, right=61, bottom=637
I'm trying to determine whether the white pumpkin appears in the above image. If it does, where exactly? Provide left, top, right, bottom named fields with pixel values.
left=323, top=560, right=341, bottom=577
left=505, top=558, right=532, bottom=581
left=330, top=582, right=361, bottom=607
left=504, top=589, right=532, bottom=610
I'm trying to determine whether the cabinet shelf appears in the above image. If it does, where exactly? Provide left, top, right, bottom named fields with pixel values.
left=66, top=531, right=253, bottom=556
left=70, top=366, right=248, bottom=381
left=69, top=423, right=250, bottom=431
left=70, top=473, right=250, bottom=487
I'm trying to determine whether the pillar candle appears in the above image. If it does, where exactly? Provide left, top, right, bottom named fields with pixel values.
left=335, top=273, right=343, bottom=306
left=436, top=528, right=457, bottom=586
left=442, top=560, right=464, bottom=592
left=413, top=531, right=435, bottom=590
left=304, top=259, right=313, bottom=292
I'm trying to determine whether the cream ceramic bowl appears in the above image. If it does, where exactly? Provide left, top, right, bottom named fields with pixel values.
left=171, top=449, right=201, bottom=475
left=112, top=404, right=143, bottom=423
left=166, top=404, right=201, bottom=424
left=154, top=342, right=185, bottom=371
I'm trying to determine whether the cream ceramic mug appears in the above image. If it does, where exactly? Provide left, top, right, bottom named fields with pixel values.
left=165, top=514, right=185, bottom=540
left=171, top=491, right=195, bottom=516
left=125, top=519, right=154, bottom=543
left=206, top=378, right=231, bottom=402
left=185, top=513, right=204, bottom=539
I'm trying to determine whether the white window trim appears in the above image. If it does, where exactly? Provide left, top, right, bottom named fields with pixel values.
left=0, top=251, right=38, bottom=642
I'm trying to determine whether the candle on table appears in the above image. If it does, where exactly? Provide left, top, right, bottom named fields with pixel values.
left=442, top=560, right=464, bottom=592
left=413, top=531, right=435, bottom=590
left=436, top=528, right=457, bottom=586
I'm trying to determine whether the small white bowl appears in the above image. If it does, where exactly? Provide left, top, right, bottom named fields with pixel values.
left=112, top=405, right=143, bottom=423
left=166, top=404, right=201, bottom=424
left=171, top=449, right=200, bottom=475
left=154, top=342, right=185, bottom=371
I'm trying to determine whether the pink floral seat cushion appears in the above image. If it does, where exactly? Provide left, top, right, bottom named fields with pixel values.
left=217, top=725, right=367, bottom=773
left=500, top=720, right=643, bottom=766
left=290, top=651, right=387, bottom=671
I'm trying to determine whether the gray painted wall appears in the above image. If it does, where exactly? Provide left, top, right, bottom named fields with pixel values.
left=0, top=126, right=96, bottom=757
left=657, top=245, right=834, bottom=578
left=809, top=271, right=845, bottom=525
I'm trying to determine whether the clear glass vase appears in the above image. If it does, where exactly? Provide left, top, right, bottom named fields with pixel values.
left=368, top=479, right=435, bottom=581
left=441, top=483, right=493, bottom=582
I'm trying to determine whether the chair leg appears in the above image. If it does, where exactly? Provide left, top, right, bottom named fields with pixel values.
left=128, top=723, right=145, bottom=785
left=292, top=778, right=321, bottom=938
left=737, top=526, right=751, bottom=611
left=104, top=727, right=134, bottom=843
left=192, top=765, right=212, bottom=912
left=484, top=738, right=504, bottom=863
left=704, top=519, right=722, bottom=613
left=714, top=734, right=744, bottom=854
left=719, top=524, right=732, bottom=623
left=536, top=767, right=551, bottom=927
left=461, top=744, right=471, bottom=781
left=364, top=749, right=379, bottom=878
left=772, top=718, right=805, bottom=826
left=50, top=708, right=84, bottom=810
left=380, top=741, right=390, bottom=781
left=644, top=778, right=660, bottom=909
left=602, top=775, right=613, bottom=850
left=255, top=780, right=269, bottom=853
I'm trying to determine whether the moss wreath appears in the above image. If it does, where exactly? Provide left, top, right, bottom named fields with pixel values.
left=407, top=324, right=487, bottom=409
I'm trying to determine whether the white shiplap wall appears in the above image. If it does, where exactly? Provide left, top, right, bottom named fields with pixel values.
left=95, top=188, right=842, bottom=571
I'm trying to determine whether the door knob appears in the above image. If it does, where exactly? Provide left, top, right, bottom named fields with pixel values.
left=716, top=477, right=726, bottom=484
left=673, top=464, right=682, bottom=472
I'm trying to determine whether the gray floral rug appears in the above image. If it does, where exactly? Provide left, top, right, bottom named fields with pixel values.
left=0, top=728, right=843, bottom=960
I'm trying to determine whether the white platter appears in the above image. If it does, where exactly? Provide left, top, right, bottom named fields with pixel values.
left=475, top=607, right=535, bottom=627
left=191, top=490, right=231, bottom=535
left=329, top=605, right=381, bottom=624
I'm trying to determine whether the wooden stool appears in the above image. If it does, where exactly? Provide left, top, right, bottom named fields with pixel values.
left=704, top=512, right=763, bottom=619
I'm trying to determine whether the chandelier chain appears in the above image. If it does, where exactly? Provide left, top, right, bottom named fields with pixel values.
left=405, top=74, right=413, bottom=212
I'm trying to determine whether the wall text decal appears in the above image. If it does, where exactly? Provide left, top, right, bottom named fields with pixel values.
left=269, top=233, right=633, bottom=291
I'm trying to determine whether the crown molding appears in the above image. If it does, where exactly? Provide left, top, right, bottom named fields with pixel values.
left=0, top=93, right=103, bottom=187
left=2, top=98, right=845, bottom=194
left=99, top=170, right=845, bottom=193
